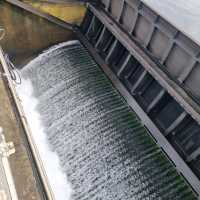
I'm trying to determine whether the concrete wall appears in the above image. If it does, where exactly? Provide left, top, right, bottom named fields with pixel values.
left=22, top=0, right=86, bottom=25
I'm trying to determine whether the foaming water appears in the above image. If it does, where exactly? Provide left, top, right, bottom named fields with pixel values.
left=16, top=41, right=197, bottom=200
left=16, top=79, right=73, bottom=200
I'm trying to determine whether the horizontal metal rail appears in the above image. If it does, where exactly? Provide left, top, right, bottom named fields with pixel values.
left=0, top=128, right=18, bottom=200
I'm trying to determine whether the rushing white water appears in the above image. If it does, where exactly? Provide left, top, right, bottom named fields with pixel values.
left=16, top=41, right=196, bottom=200
left=15, top=41, right=78, bottom=200
left=16, top=79, right=73, bottom=200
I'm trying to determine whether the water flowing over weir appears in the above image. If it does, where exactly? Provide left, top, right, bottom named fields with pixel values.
left=16, top=41, right=197, bottom=200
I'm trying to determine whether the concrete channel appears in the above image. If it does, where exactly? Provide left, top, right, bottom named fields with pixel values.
left=1, top=0, right=200, bottom=199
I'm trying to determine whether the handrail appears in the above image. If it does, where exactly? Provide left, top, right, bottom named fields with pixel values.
left=0, top=127, right=18, bottom=200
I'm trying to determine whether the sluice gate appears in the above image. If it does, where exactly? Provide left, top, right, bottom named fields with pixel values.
left=75, top=0, right=200, bottom=197
left=77, top=0, right=200, bottom=197
left=1, top=0, right=200, bottom=199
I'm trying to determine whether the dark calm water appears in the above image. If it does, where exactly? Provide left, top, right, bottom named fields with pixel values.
left=0, top=1, right=75, bottom=67
left=20, top=41, right=197, bottom=200
left=0, top=2, right=76, bottom=199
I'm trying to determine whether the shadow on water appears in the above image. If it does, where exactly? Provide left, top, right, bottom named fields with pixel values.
left=0, top=1, right=76, bottom=68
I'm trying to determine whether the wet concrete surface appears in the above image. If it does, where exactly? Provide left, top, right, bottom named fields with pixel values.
left=0, top=1, right=81, bottom=199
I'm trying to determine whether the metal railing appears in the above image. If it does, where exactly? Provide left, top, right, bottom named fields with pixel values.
left=0, top=127, right=18, bottom=200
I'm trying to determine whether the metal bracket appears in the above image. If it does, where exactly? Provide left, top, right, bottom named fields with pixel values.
left=0, top=128, right=15, bottom=158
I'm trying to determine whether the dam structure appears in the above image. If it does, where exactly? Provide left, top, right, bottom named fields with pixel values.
left=17, top=41, right=197, bottom=199
left=1, top=0, right=200, bottom=199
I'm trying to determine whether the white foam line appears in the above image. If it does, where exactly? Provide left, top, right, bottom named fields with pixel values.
left=23, top=40, right=80, bottom=71
left=42, top=40, right=80, bottom=54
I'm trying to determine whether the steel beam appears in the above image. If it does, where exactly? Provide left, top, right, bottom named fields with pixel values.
left=88, top=4, right=200, bottom=126
left=76, top=29, right=200, bottom=197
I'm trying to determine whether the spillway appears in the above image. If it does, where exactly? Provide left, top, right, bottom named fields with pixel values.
left=16, top=41, right=196, bottom=199
left=0, top=0, right=200, bottom=199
